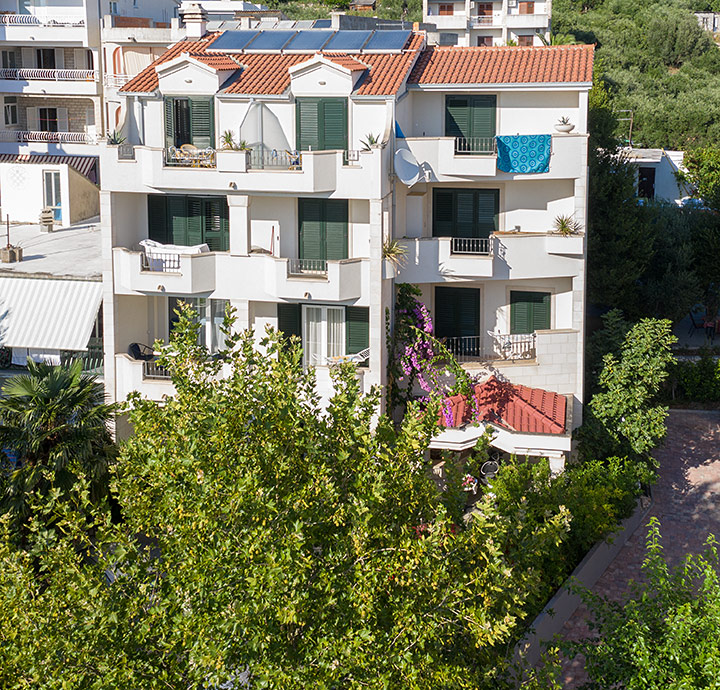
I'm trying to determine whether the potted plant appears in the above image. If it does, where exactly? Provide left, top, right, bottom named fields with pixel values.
left=106, top=130, right=126, bottom=145
left=382, top=239, right=407, bottom=278
left=553, top=213, right=583, bottom=236
left=554, top=116, right=575, bottom=133
left=360, top=133, right=386, bottom=151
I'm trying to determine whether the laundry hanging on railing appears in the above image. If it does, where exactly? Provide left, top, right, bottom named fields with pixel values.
left=496, top=134, right=552, bottom=174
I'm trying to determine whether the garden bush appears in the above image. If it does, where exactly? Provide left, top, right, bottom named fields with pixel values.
left=670, top=352, right=720, bottom=403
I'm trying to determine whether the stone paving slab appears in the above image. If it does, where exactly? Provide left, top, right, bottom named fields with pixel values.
left=559, top=409, right=720, bottom=687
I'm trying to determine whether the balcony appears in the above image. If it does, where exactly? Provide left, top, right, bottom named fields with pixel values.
left=0, top=68, right=99, bottom=95
left=287, top=258, right=327, bottom=277
left=470, top=14, right=502, bottom=27
left=396, top=237, right=494, bottom=283
left=426, top=13, right=471, bottom=30
left=505, top=12, right=549, bottom=29
left=0, top=129, right=96, bottom=144
left=104, top=74, right=132, bottom=88
left=0, top=13, right=88, bottom=43
left=443, top=333, right=536, bottom=363
left=115, top=354, right=175, bottom=402
left=165, top=146, right=217, bottom=168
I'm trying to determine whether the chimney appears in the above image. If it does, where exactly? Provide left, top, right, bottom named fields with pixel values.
left=181, top=2, right=208, bottom=39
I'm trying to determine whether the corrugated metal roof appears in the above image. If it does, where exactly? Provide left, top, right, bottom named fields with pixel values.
left=0, top=154, right=99, bottom=184
left=0, top=277, right=102, bottom=351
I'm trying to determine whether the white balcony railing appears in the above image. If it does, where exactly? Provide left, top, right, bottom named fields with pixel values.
left=0, top=68, right=98, bottom=82
left=165, top=146, right=216, bottom=168
left=0, top=14, right=85, bottom=26
left=0, top=130, right=96, bottom=144
left=104, top=73, right=132, bottom=88
left=470, top=15, right=498, bottom=26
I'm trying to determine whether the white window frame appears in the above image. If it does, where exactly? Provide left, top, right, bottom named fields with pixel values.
left=167, top=297, right=229, bottom=353
left=302, top=304, right=345, bottom=368
left=4, top=96, right=17, bottom=127
left=1, top=50, right=16, bottom=70
left=109, top=1, right=118, bottom=15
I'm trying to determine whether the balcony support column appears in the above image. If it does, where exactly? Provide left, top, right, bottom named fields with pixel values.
left=368, top=198, right=388, bottom=408
left=228, top=194, right=250, bottom=257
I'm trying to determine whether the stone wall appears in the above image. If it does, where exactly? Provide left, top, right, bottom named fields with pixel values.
left=17, top=96, right=98, bottom=133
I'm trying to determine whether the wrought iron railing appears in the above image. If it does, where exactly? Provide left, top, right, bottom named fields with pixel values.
left=450, top=237, right=492, bottom=255
left=442, top=333, right=536, bottom=363
left=0, top=14, right=85, bottom=26
left=165, top=146, right=216, bottom=168
left=117, top=144, right=135, bottom=160
left=104, top=73, right=132, bottom=88
left=248, top=148, right=302, bottom=170
left=141, top=252, right=182, bottom=273
left=143, top=360, right=172, bottom=380
left=0, top=68, right=97, bottom=81
left=0, top=130, right=95, bottom=143
left=454, top=136, right=497, bottom=155
left=287, top=258, right=328, bottom=276
left=60, top=348, right=104, bottom=374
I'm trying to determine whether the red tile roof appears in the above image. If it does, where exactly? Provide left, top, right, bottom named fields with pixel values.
left=323, top=54, right=369, bottom=72
left=409, top=44, right=594, bottom=86
left=440, top=376, right=566, bottom=435
left=121, top=31, right=426, bottom=96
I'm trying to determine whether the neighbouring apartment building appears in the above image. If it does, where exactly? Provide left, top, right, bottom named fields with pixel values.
left=424, top=0, right=551, bottom=47
left=100, top=9, right=593, bottom=464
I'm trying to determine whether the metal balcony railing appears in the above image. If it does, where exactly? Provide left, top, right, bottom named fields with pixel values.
left=450, top=237, right=492, bottom=255
left=141, top=252, right=182, bottom=273
left=470, top=15, right=496, bottom=26
left=0, top=14, right=85, bottom=26
left=442, top=333, right=536, bottom=363
left=0, top=68, right=98, bottom=81
left=248, top=148, right=302, bottom=170
left=143, top=360, right=172, bottom=380
left=454, top=136, right=497, bottom=155
left=60, top=348, right=104, bottom=374
left=287, top=258, right=328, bottom=277
left=104, top=73, right=132, bottom=88
left=117, top=144, right=135, bottom=160
left=165, top=146, right=216, bottom=168
left=0, top=130, right=95, bottom=143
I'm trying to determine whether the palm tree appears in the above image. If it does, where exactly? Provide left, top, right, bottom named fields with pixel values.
left=0, top=360, right=117, bottom=539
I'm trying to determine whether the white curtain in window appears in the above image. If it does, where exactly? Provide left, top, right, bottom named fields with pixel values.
left=303, top=306, right=323, bottom=368
left=327, top=307, right=344, bottom=359
left=211, top=299, right=228, bottom=351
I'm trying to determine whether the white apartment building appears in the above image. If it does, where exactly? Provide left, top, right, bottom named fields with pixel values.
left=100, top=17, right=592, bottom=461
left=424, top=0, right=551, bottom=47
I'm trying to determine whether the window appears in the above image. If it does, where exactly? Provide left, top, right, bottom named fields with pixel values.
left=445, top=95, right=496, bottom=152
left=277, top=304, right=369, bottom=366
left=476, top=2, right=492, bottom=15
left=517, top=35, right=534, bottom=47
left=477, top=36, right=493, bottom=46
left=3, top=97, right=17, bottom=126
left=298, top=198, right=348, bottom=262
left=1, top=50, right=16, bottom=69
left=433, top=188, right=499, bottom=238
left=109, top=1, right=118, bottom=14
left=296, top=98, right=348, bottom=152
left=638, top=167, right=656, bottom=199
left=43, top=170, right=62, bottom=222
left=36, top=48, right=55, bottom=70
left=439, top=3, right=454, bottom=14
left=38, top=107, right=58, bottom=133
left=518, top=1, right=535, bottom=14
left=510, top=291, right=550, bottom=334
left=434, top=287, right=480, bottom=340
left=147, top=195, right=229, bottom=251
left=168, top=297, right=229, bottom=352
left=164, top=96, right=214, bottom=149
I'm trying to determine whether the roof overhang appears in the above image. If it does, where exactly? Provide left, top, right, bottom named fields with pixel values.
left=408, top=81, right=593, bottom=92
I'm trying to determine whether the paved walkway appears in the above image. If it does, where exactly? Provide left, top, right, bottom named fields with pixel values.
left=559, top=409, right=720, bottom=687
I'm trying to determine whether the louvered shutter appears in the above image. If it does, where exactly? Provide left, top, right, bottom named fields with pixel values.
left=57, top=108, right=69, bottom=133
left=54, top=48, right=65, bottom=69
left=457, top=288, right=480, bottom=336
left=346, top=306, right=369, bottom=359
left=511, top=291, right=550, bottom=334
left=325, top=200, right=348, bottom=260
left=202, top=197, right=228, bottom=251
left=21, top=47, right=34, bottom=69
left=164, top=97, right=174, bottom=149
left=533, top=292, right=551, bottom=331
left=26, top=106, right=38, bottom=131
left=433, top=189, right=455, bottom=237
left=167, top=196, right=188, bottom=245
left=74, top=48, right=87, bottom=70
left=322, top=98, right=347, bottom=151
left=186, top=197, right=204, bottom=246
left=296, top=98, right=320, bottom=151
left=476, top=189, right=499, bottom=237
left=277, top=303, right=301, bottom=340
left=147, top=195, right=168, bottom=243
left=455, top=191, right=475, bottom=238
left=470, top=95, right=496, bottom=140
left=434, top=287, right=456, bottom=339
left=299, top=198, right=324, bottom=260
left=445, top=96, right=471, bottom=139
left=190, top=97, right=214, bottom=149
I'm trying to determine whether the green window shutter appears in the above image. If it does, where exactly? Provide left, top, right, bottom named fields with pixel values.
left=164, top=97, right=174, bottom=149
left=533, top=292, right=551, bottom=331
left=190, top=97, right=214, bottom=149
left=435, top=287, right=479, bottom=338
left=325, top=200, right=348, bottom=260
left=277, top=303, right=301, bottom=340
left=322, top=98, right=347, bottom=151
left=202, top=197, right=228, bottom=251
left=186, top=197, right=204, bottom=246
left=147, top=195, right=168, bottom=243
left=457, top=288, right=480, bottom=336
left=470, top=95, right=496, bottom=140
left=476, top=189, right=499, bottom=237
left=432, top=189, right=455, bottom=237
left=511, top=291, right=550, bottom=334
left=167, top=196, right=188, bottom=245
left=296, top=98, right=320, bottom=151
left=455, top=191, right=476, bottom=238
left=445, top=95, right=471, bottom=139
left=346, top=306, right=369, bottom=357
left=298, top=198, right=324, bottom=260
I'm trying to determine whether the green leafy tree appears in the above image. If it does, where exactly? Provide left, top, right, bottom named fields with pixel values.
left=560, top=518, right=720, bottom=689
left=678, top=146, right=720, bottom=212
left=578, top=318, right=677, bottom=463
left=0, top=360, right=116, bottom=542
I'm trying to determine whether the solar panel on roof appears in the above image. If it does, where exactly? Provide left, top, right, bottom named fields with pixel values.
left=363, top=29, right=411, bottom=52
left=245, top=30, right=297, bottom=51
left=323, top=30, right=372, bottom=52
left=294, top=20, right=315, bottom=29
left=312, top=19, right=332, bottom=28
left=284, top=30, right=334, bottom=52
left=276, top=20, right=297, bottom=29
left=207, top=30, right=259, bottom=53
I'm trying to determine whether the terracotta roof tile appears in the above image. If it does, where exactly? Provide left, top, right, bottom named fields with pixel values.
left=440, top=376, right=567, bottom=435
left=121, top=31, right=426, bottom=96
left=409, top=44, right=594, bottom=86
left=322, top=54, right=369, bottom=71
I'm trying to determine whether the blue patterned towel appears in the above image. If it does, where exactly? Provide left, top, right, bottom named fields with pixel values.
left=496, top=134, right=552, bottom=174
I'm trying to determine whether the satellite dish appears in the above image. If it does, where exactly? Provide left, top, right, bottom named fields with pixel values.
left=394, top=148, right=421, bottom=186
